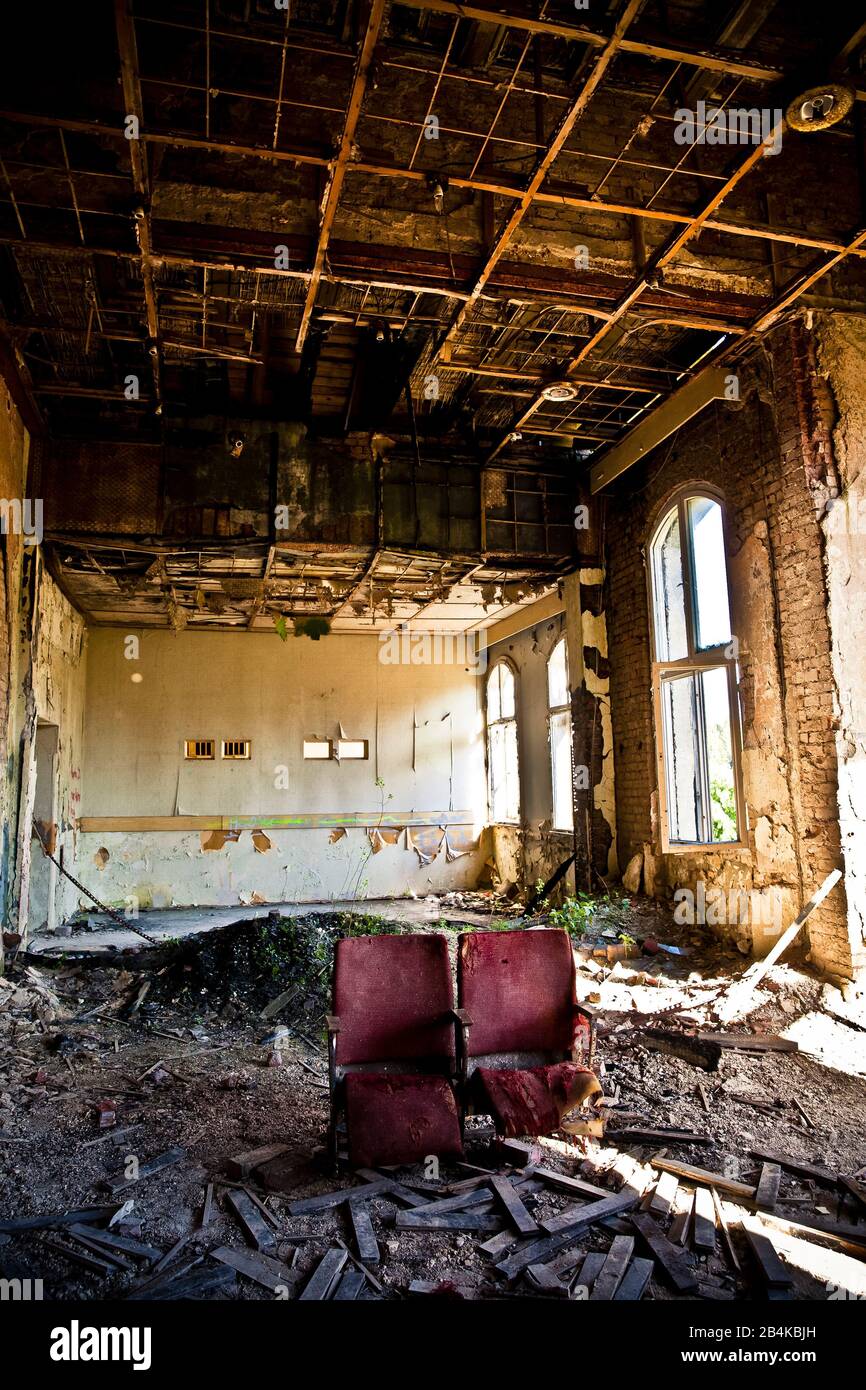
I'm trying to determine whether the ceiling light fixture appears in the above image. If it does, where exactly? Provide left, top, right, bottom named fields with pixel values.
left=786, top=83, right=855, bottom=132
left=541, top=380, right=578, bottom=402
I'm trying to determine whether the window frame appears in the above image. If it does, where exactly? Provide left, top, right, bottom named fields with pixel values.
left=485, top=658, right=521, bottom=826
left=646, top=487, right=747, bottom=854
left=547, top=635, right=574, bottom=833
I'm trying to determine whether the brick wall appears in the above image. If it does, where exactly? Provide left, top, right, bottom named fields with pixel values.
left=605, top=318, right=853, bottom=976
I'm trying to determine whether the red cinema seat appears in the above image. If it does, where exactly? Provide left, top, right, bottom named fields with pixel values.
left=455, top=927, right=599, bottom=1139
left=327, top=933, right=463, bottom=1169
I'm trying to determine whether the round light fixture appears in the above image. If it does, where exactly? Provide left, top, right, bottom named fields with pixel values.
left=786, top=83, right=855, bottom=132
left=540, top=380, right=578, bottom=402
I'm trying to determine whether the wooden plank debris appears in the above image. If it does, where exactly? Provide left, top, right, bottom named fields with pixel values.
left=299, top=1247, right=349, bottom=1300
left=66, top=1224, right=161, bottom=1262
left=650, top=1155, right=755, bottom=1201
left=615, top=1128, right=713, bottom=1145
left=691, top=1187, right=716, bottom=1253
left=140, top=1263, right=237, bottom=1300
left=396, top=1210, right=501, bottom=1233
left=840, top=1176, right=866, bottom=1214
left=408, top=1279, right=478, bottom=1298
left=489, top=1175, right=540, bottom=1234
left=44, top=1236, right=119, bottom=1276
left=0, top=1206, right=120, bottom=1233
left=106, top=1146, right=185, bottom=1194
left=572, top=1251, right=606, bottom=1296
left=497, top=1194, right=638, bottom=1278
left=349, top=1202, right=380, bottom=1265
left=287, top=1179, right=394, bottom=1214
left=669, top=1209, right=691, bottom=1246
left=201, top=1182, right=215, bottom=1228
left=226, top=1188, right=277, bottom=1253
left=715, top=869, right=842, bottom=1023
left=527, top=1165, right=611, bottom=1200
left=630, top=1214, right=699, bottom=1294
left=640, top=1030, right=721, bottom=1071
left=212, top=1245, right=298, bottom=1294
left=225, top=1143, right=291, bottom=1179
left=748, top=1147, right=838, bottom=1189
left=541, top=1192, right=640, bottom=1237
left=711, top=1189, right=742, bottom=1273
left=591, top=1235, right=635, bottom=1300
left=333, top=1269, right=366, bottom=1300
left=614, top=1256, right=655, bottom=1301
left=743, top=1226, right=793, bottom=1288
left=697, top=1033, right=799, bottom=1053
left=756, top=1163, right=781, bottom=1210
left=649, top=1172, right=679, bottom=1218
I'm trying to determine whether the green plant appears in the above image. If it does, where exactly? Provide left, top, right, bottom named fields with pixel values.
left=547, top=892, right=597, bottom=937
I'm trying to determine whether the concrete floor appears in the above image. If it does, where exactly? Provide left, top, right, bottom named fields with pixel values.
left=27, top=897, right=504, bottom=955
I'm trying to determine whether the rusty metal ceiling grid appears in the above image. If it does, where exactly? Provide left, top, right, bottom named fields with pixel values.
left=0, top=1, right=864, bottom=457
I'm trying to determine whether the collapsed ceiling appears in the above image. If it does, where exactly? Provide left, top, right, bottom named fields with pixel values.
left=1, top=0, right=864, bottom=628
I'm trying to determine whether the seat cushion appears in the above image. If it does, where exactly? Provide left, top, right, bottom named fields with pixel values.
left=344, top=1072, right=463, bottom=1168
left=474, top=1061, right=597, bottom=1139
left=458, top=928, right=576, bottom=1056
left=334, top=933, right=455, bottom=1066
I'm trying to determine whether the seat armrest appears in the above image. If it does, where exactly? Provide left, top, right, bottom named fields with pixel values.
left=450, top=1008, right=473, bottom=1027
left=326, top=1014, right=341, bottom=1033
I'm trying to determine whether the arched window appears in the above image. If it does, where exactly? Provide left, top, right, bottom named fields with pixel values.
left=486, top=661, right=520, bottom=823
left=547, top=637, right=573, bottom=831
left=648, top=490, right=744, bottom=849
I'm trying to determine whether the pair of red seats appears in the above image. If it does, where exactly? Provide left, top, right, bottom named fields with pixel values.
left=326, top=927, right=598, bottom=1169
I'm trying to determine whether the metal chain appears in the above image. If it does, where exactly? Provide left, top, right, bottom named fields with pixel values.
left=32, top=826, right=161, bottom=949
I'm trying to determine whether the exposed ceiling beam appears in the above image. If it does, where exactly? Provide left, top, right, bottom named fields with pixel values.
left=485, top=115, right=787, bottom=461
left=113, top=0, right=162, bottom=408
left=294, top=0, right=389, bottom=353
left=433, top=0, right=648, bottom=360
left=589, top=366, right=730, bottom=491
left=2, top=108, right=863, bottom=262
left=396, top=0, right=786, bottom=81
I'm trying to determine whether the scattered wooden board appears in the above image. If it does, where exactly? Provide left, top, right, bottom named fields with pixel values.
left=106, top=1147, right=186, bottom=1195
left=225, top=1143, right=291, bottom=1180
left=640, top=1030, right=721, bottom=1071
left=66, top=1224, right=161, bottom=1263
left=744, top=1227, right=793, bottom=1289
left=287, top=1179, right=394, bottom=1215
left=349, top=1202, right=379, bottom=1265
left=497, top=1194, right=638, bottom=1279
left=590, top=1235, right=635, bottom=1300
left=333, top=1269, right=366, bottom=1301
left=396, top=1210, right=501, bottom=1233
left=211, top=1245, right=297, bottom=1294
left=697, top=1033, right=798, bottom=1053
left=748, top=1148, right=838, bottom=1189
left=572, top=1251, right=606, bottom=1296
left=226, top=1189, right=277, bottom=1254
left=692, top=1188, right=716, bottom=1253
left=650, top=1155, right=755, bottom=1201
left=489, top=1175, right=539, bottom=1235
left=615, top=1128, right=713, bottom=1145
left=756, top=1163, right=781, bottom=1211
left=614, top=1256, right=655, bottom=1301
left=650, top=1172, right=679, bottom=1219
left=630, top=1214, right=699, bottom=1294
left=299, top=1248, right=348, bottom=1300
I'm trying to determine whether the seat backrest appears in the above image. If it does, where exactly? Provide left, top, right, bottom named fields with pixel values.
left=333, top=933, right=455, bottom=1066
left=458, top=928, right=575, bottom=1057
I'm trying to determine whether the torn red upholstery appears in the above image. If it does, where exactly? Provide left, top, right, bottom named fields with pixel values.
left=458, top=927, right=577, bottom=1056
left=344, top=1073, right=463, bottom=1167
left=474, top=1061, right=594, bottom=1139
left=333, top=933, right=455, bottom=1065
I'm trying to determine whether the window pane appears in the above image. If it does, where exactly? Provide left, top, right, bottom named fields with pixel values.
left=550, top=709, right=574, bottom=831
left=702, top=665, right=738, bottom=842
left=687, top=497, right=732, bottom=650
left=499, top=663, right=516, bottom=719
left=487, top=665, right=501, bottom=723
left=489, top=719, right=519, bottom=822
left=547, top=638, right=569, bottom=708
left=660, top=671, right=701, bottom=842
left=651, top=507, right=688, bottom=661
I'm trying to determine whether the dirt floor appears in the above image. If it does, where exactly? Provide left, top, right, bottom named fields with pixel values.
left=1, top=896, right=865, bottom=1302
